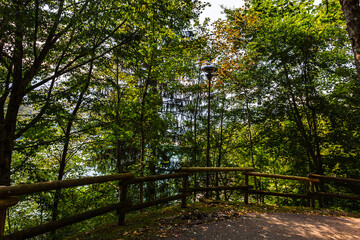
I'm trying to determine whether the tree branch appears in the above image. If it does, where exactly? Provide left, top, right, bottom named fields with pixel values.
left=26, top=29, right=135, bottom=92
left=33, top=0, right=39, bottom=63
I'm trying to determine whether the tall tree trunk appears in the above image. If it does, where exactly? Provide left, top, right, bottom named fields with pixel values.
left=245, top=92, right=258, bottom=201
left=216, top=107, right=224, bottom=200
left=51, top=60, right=93, bottom=227
left=0, top=132, right=13, bottom=186
left=283, top=64, right=321, bottom=172
left=340, top=0, right=360, bottom=81
left=311, top=108, right=324, bottom=175
left=192, top=68, right=201, bottom=200
left=193, top=67, right=202, bottom=165
left=0, top=5, right=25, bottom=187
left=205, top=73, right=211, bottom=198
left=139, top=64, right=153, bottom=204
left=115, top=62, right=123, bottom=173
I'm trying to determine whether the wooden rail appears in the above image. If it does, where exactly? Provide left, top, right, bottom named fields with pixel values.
left=245, top=172, right=319, bottom=183
left=0, top=173, right=135, bottom=197
left=124, top=172, right=190, bottom=184
left=315, top=192, right=360, bottom=200
left=308, top=173, right=360, bottom=201
left=185, top=185, right=253, bottom=193
left=248, top=190, right=308, bottom=199
left=123, top=194, right=185, bottom=213
left=308, top=173, right=360, bottom=184
left=181, top=167, right=254, bottom=172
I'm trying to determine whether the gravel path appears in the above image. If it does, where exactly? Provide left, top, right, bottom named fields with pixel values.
left=164, top=212, right=360, bottom=240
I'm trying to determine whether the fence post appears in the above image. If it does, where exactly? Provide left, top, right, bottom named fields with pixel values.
left=307, top=173, right=316, bottom=209
left=244, top=173, right=249, bottom=204
left=0, top=209, right=5, bottom=237
left=309, top=181, right=315, bottom=209
left=118, top=182, right=128, bottom=225
left=0, top=197, right=18, bottom=236
left=181, top=174, right=189, bottom=208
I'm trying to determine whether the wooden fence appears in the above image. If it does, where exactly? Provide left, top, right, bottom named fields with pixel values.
left=0, top=168, right=359, bottom=239
left=308, top=173, right=360, bottom=201
left=0, top=172, right=189, bottom=239
left=180, top=168, right=359, bottom=209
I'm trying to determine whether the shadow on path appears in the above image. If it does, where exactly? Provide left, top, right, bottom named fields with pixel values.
left=164, top=212, right=360, bottom=240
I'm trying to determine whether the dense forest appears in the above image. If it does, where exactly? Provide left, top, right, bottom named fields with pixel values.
left=1, top=0, right=360, bottom=238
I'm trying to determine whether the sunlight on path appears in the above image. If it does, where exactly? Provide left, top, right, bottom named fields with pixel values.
left=165, top=213, right=360, bottom=240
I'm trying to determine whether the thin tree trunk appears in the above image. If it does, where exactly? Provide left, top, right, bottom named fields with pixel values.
left=216, top=108, right=224, bottom=200
left=193, top=67, right=202, bottom=165
left=115, top=62, right=123, bottom=173
left=205, top=73, right=212, bottom=198
left=192, top=67, right=202, bottom=201
left=245, top=92, right=258, bottom=201
left=51, top=60, right=93, bottom=228
left=139, top=63, right=153, bottom=204
left=283, top=64, right=319, bottom=169
left=311, top=108, right=324, bottom=175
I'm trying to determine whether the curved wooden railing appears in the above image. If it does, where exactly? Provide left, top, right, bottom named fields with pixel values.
left=0, top=168, right=359, bottom=239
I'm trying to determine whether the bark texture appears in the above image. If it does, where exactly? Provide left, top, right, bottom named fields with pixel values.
left=340, top=0, right=360, bottom=80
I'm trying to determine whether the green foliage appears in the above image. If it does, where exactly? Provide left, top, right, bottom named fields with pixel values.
left=211, top=0, right=360, bottom=208
left=3, top=0, right=360, bottom=238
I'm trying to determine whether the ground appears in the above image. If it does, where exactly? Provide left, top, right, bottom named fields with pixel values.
left=161, top=212, right=360, bottom=240
left=69, top=201, right=360, bottom=240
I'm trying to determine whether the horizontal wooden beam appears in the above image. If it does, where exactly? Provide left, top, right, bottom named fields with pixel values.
left=248, top=190, right=308, bottom=199
left=180, top=167, right=254, bottom=172
left=124, top=173, right=190, bottom=185
left=3, top=201, right=131, bottom=240
left=308, top=174, right=360, bottom=184
left=0, top=197, right=18, bottom=209
left=0, top=173, right=135, bottom=198
left=122, top=194, right=185, bottom=213
left=244, top=172, right=319, bottom=183
left=185, top=185, right=253, bottom=193
left=315, top=192, right=360, bottom=200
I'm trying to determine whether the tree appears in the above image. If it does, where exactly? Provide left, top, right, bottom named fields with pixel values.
left=0, top=0, right=139, bottom=186
left=339, top=0, right=360, bottom=80
left=211, top=0, right=355, bottom=203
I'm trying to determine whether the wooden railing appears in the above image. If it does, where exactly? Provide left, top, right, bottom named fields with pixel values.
left=1, top=168, right=359, bottom=239
left=244, top=171, right=320, bottom=208
left=180, top=168, right=359, bottom=209
left=0, top=172, right=189, bottom=240
left=308, top=173, right=360, bottom=201
left=180, top=167, right=254, bottom=205
left=242, top=172, right=360, bottom=207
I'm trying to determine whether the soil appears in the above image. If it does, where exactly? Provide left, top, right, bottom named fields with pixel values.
left=161, top=212, right=360, bottom=240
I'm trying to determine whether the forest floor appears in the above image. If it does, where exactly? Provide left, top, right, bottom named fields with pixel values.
left=69, top=200, right=360, bottom=240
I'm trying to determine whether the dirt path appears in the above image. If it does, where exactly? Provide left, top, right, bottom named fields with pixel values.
left=163, top=212, right=360, bottom=240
